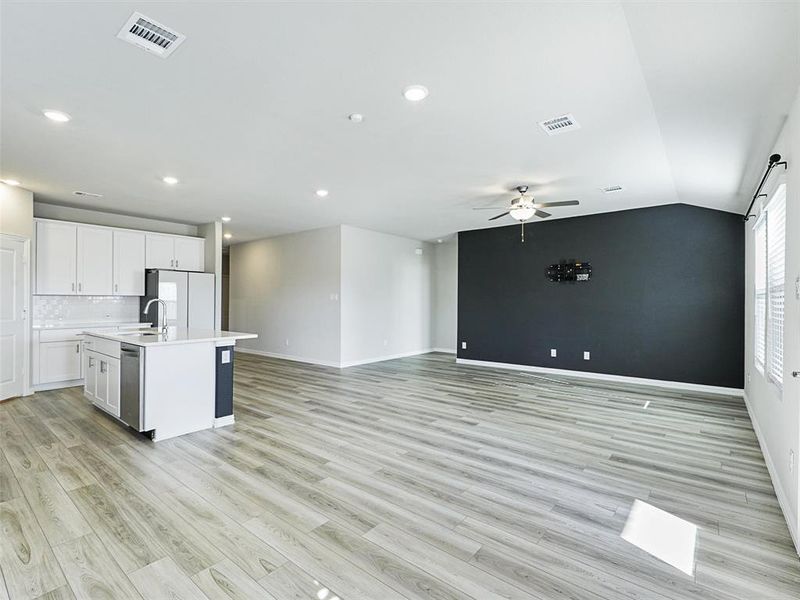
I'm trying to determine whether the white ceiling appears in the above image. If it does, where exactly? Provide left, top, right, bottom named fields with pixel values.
left=2, top=1, right=798, bottom=243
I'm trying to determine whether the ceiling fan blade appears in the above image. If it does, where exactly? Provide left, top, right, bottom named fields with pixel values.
left=533, top=209, right=551, bottom=218
left=532, top=200, right=580, bottom=208
left=472, top=206, right=509, bottom=210
left=489, top=212, right=510, bottom=221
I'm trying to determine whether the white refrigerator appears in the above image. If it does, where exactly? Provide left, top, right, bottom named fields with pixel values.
left=142, top=270, right=215, bottom=329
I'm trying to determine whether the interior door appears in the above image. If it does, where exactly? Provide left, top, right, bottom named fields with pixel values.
left=36, top=220, right=77, bottom=294
left=113, top=230, right=146, bottom=295
left=158, top=270, right=188, bottom=327
left=77, top=225, right=113, bottom=295
left=0, top=235, right=26, bottom=400
left=188, top=272, right=215, bottom=329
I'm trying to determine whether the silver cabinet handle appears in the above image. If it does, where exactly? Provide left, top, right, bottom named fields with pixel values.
left=793, top=371, right=799, bottom=378
left=114, top=283, right=118, bottom=292
left=176, top=260, right=179, bottom=268
left=170, top=259, right=174, bottom=267
left=100, top=361, right=106, bottom=374
left=78, top=282, right=82, bottom=292
left=75, top=343, right=80, bottom=354
left=71, top=282, right=75, bottom=291
left=88, top=357, right=94, bottom=368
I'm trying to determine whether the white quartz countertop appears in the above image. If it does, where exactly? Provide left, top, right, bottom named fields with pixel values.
left=83, top=327, right=258, bottom=347
left=33, top=321, right=151, bottom=331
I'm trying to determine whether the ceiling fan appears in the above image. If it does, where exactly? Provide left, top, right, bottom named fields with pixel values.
left=473, top=185, right=579, bottom=242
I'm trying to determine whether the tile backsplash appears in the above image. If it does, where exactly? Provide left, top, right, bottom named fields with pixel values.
left=33, top=295, right=141, bottom=324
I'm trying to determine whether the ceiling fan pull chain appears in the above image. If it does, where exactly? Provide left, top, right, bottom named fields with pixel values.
left=521, top=221, right=525, bottom=243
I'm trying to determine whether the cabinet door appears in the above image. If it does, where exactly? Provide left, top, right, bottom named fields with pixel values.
left=39, top=341, right=82, bottom=383
left=76, top=226, right=113, bottom=295
left=36, top=221, right=77, bottom=294
left=105, top=358, right=120, bottom=417
left=146, top=235, right=176, bottom=269
left=174, top=237, right=204, bottom=272
left=95, top=357, right=109, bottom=408
left=113, top=231, right=146, bottom=295
left=84, top=350, right=97, bottom=401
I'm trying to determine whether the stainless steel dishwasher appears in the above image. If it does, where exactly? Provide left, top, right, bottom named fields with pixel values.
left=120, top=343, right=145, bottom=431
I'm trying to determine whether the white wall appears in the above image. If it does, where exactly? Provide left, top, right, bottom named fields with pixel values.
left=229, top=226, right=341, bottom=366
left=34, top=202, right=198, bottom=236
left=340, top=226, right=433, bottom=366
left=0, top=183, right=34, bottom=238
left=198, top=221, right=223, bottom=329
left=431, top=239, right=458, bottom=352
left=744, top=84, right=800, bottom=552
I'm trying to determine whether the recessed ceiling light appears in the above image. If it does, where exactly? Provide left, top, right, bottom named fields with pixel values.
left=403, top=85, right=429, bottom=102
left=221, top=216, right=231, bottom=223
left=162, top=176, right=179, bottom=185
left=348, top=113, right=364, bottom=123
left=1, top=179, right=20, bottom=186
left=315, top=189, right=329, bottom=198
left=223, top=233, right=232, bottom=240
left=43, top=109, right=71, bottom=123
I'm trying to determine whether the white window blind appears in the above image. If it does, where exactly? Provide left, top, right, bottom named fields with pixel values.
left=754, top=216, right=767, bottom=371
left=766, top=184, right=786, bottom=386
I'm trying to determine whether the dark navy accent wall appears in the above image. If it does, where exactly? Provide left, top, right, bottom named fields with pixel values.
left=457, top=204, right=744, bottom=388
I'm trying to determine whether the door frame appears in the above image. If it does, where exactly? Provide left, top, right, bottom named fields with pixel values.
left=0, top=233, right=32, bottom=398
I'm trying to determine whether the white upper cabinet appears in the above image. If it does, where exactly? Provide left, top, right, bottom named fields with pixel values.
left=36, top=221, right=78, bottom=294
left=146, top=234, right=204, bottom=272
left=76, top=226, right=113, bottom=295
left=36, top=219, right=206, bottom=296
left=174, top=237, right=204, bottom=272
left=146, top=234, right=176, bottom=269
left=113, top=230, right=145, bottom=295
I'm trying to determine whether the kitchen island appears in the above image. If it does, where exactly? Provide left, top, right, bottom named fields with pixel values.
left=83, top=327, right=257, bottom=441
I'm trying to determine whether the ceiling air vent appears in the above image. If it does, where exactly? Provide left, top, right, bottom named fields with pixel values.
left=538, top=113, right=580, bottom=136
left=601, top=185, right=624, bottom=194
left=73, top=190, right=103, bottom=198
left=117, top=12, right=185, bottom=58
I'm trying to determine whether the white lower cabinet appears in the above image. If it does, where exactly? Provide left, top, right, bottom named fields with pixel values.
left=39, top=340, right=83, bottom=383
left=84, top=348, right=120, bottom=418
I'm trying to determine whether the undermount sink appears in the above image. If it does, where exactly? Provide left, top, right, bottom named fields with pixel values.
left=117, top=329, right=161, bottom=337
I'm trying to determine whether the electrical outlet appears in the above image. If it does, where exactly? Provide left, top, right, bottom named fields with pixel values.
left=550, top=348, right=557, bottom=358
left=791, top=450, right=795, bottom=473
left=461, top=341, right=467, bottom=350
left=747, top=371, right=751, bottom=384
left=583, top=351, right=591, bottom=360
left=284, top=339, right=290, bottom=347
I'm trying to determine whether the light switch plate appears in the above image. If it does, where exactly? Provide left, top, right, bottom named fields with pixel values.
left=461, top=341, right=467, bottom=350
left=221, top=350, right=231, bottom=364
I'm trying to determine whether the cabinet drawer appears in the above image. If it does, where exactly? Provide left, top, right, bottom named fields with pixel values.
left=39, top=329, right=84, bottom=342
left=83, top=337, right=121, bottom=359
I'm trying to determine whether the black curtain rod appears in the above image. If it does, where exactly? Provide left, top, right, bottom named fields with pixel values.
left=743, top=153, right=788, bottom=222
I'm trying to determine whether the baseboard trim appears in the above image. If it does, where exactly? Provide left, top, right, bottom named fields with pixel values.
left=455, top=358, right=744, bottom=397
left=431, top=347, right=456, bottom=354
left=742, top=393, right=799, bottom=555
left=340, top=348, right=434, bottom=368
left=235, top=347, right=341, bottom=368
left=213, top=415, right=235, bottom=428
left=237, top=346, right=439, bottom=369
left=33, top=380, right=83, bottom=393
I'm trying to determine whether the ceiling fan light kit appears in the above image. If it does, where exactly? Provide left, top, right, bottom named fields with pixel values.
left=476, top=185, right=580, bottom=242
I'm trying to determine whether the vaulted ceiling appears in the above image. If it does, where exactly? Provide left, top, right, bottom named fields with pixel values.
left=2, top=1, right=798, bottom=242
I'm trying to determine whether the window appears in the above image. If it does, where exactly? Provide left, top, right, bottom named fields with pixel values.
left=754, top=183, right=786, bottom=387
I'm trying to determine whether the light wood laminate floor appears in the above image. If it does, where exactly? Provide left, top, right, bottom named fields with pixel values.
left=1, top=352, right=798, bottom=599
